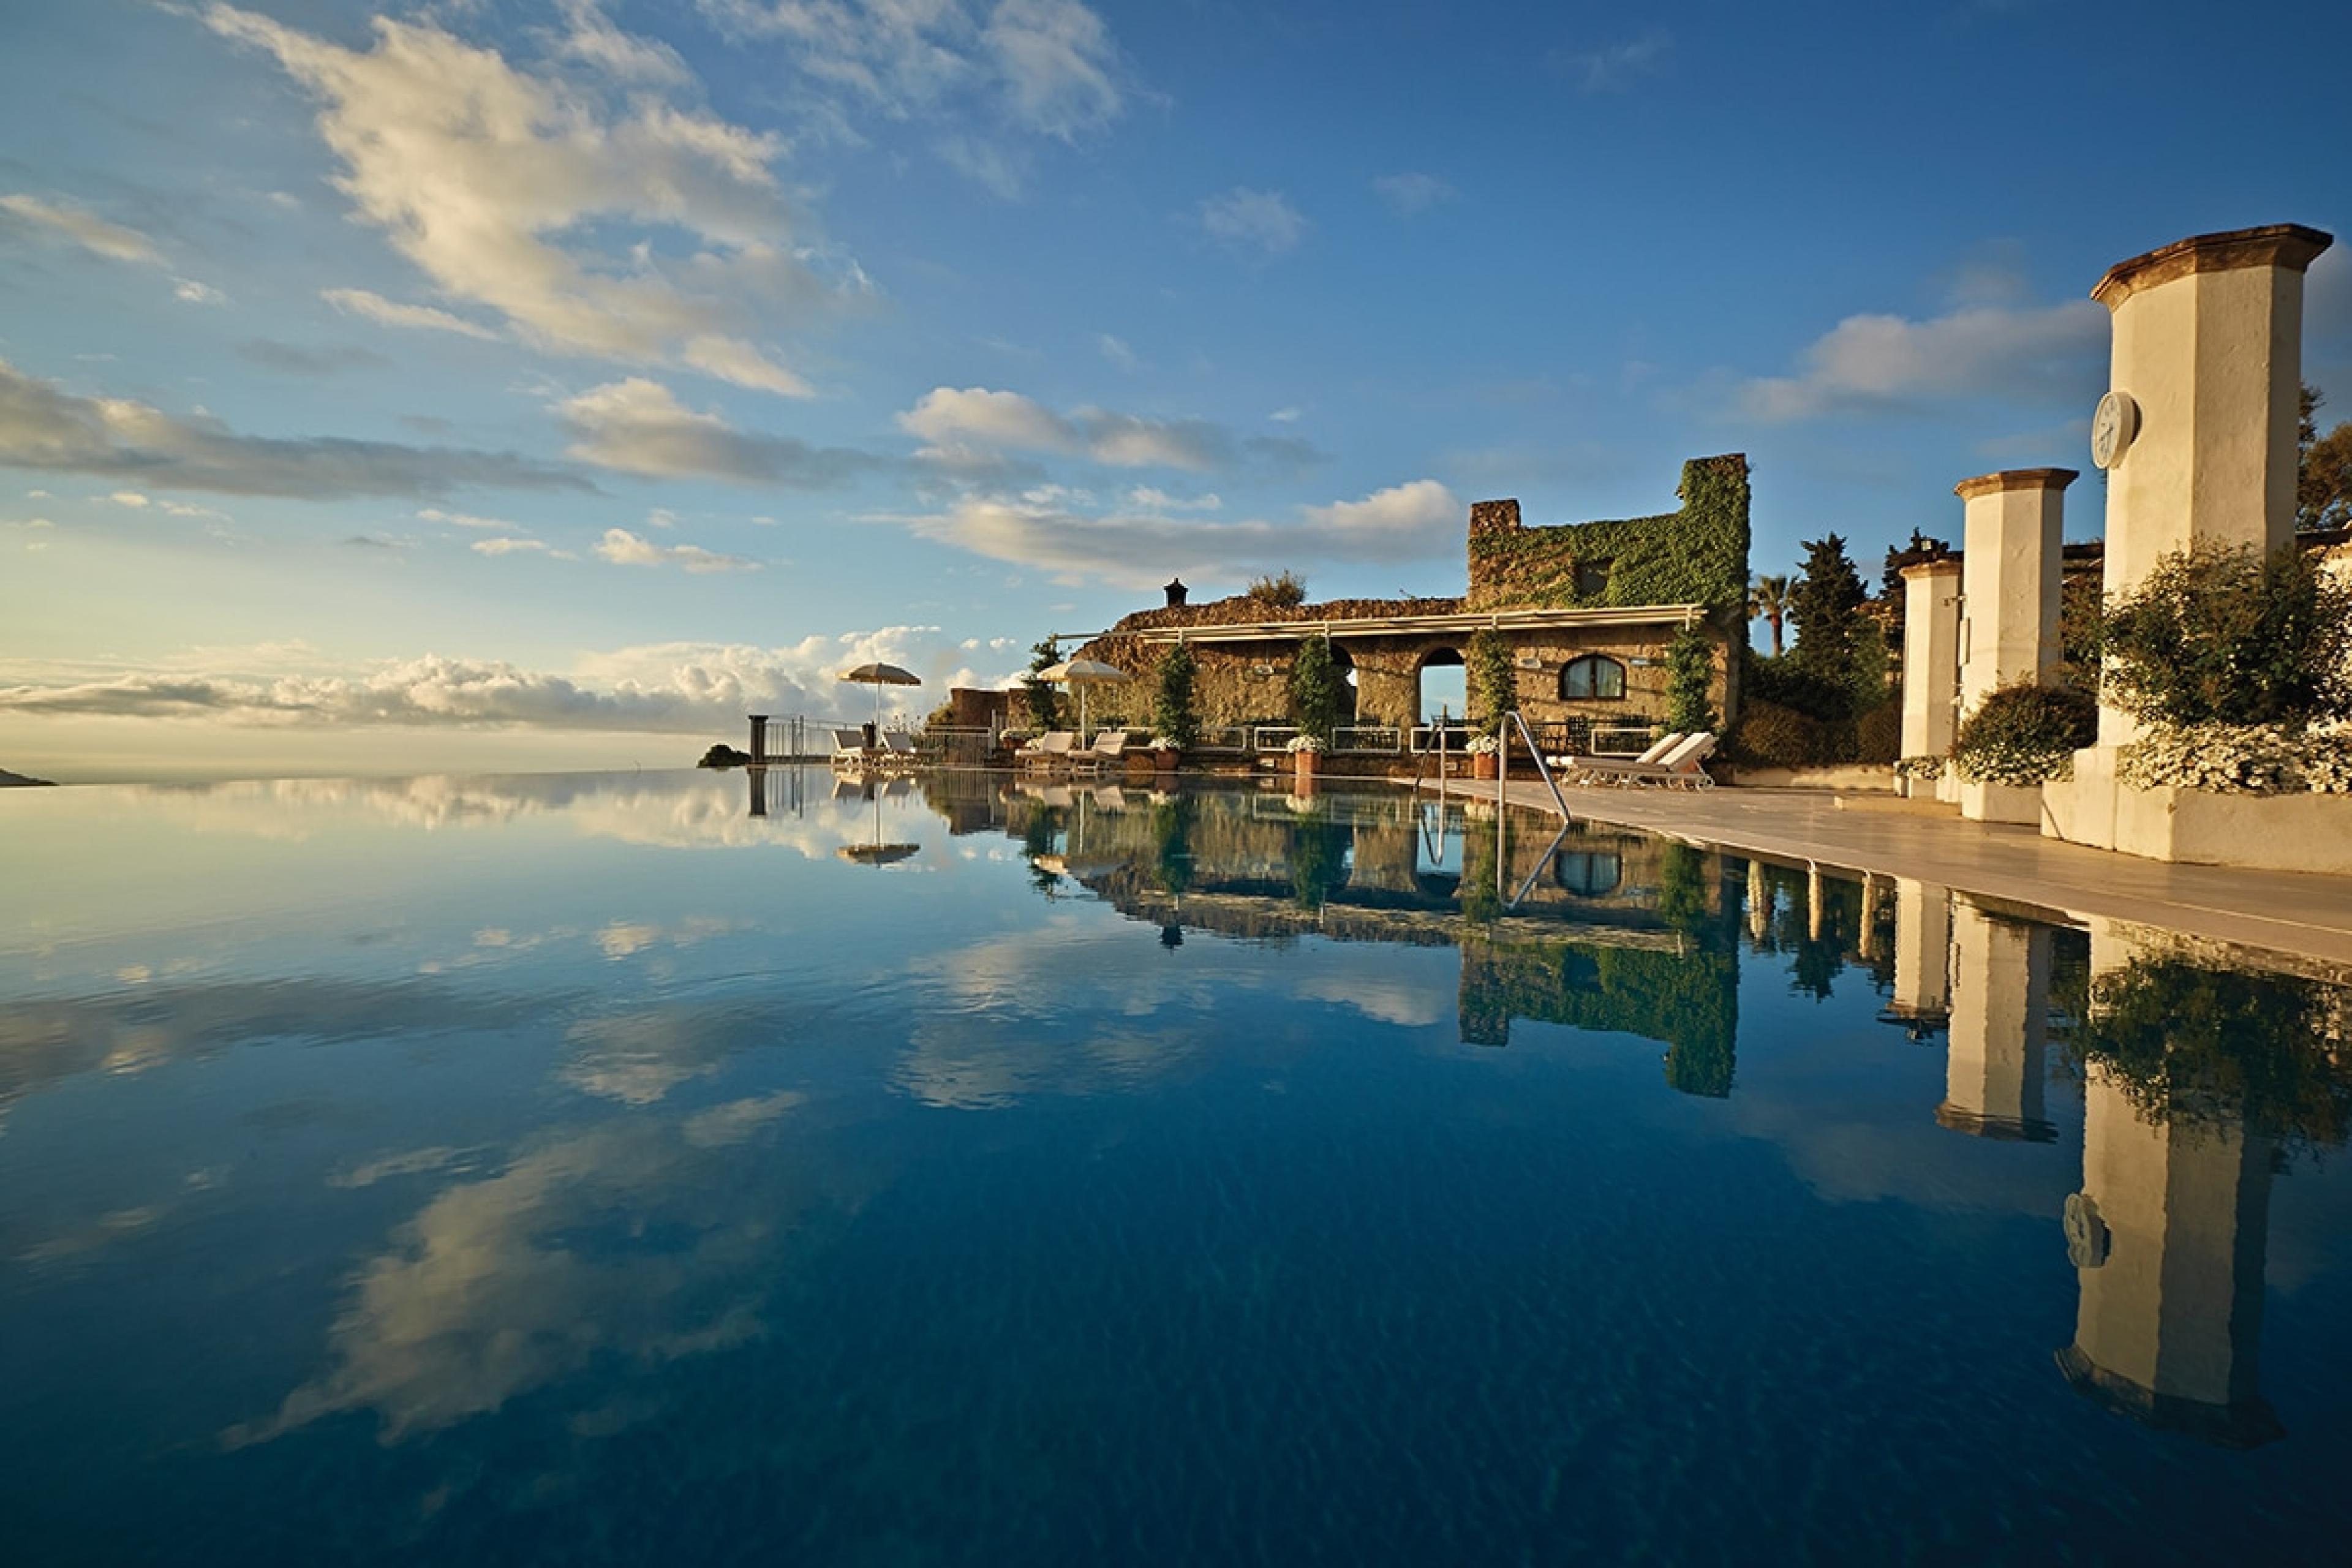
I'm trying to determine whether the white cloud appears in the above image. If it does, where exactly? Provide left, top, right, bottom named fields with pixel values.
left=0, top=194, right=164, bottom=264
left=594, top=527, right=759, bottom=573
left=1268, top=406, right=1302, bottom=423
left=206, top=5, right=839, bottom=395
left=556, top=377, right=878, bottom=485
left=1095, top=332, right=1139, bottom=372
left=0, top=355, right=582, bottom=499
left=471, top=537, right=575, bottom=559
left=1371, top=172, right=1453, bottom=216
left=1551, top=30, right=1672, bottom=92
left=1126, top=486, right=1219, bottom=512
left=895, top=477, right=1461, bottom=589
left=107, top=491, right=150, bottom=508
left=173, top=279, right=227, bottom=306
left=322, top=287, right=498, bottom=342
left=898, top=385, right=1230, bottom=470
left=418, top=507, right=522, bottom=531
left=699, top=0, right=1128, bottom=165
left=1198, top=187, right=1305, bottom=257
left=1736, top=298, right=2108, bottom=421
left=0, top=631, right=1014, bottom=734
left=552, top=0, right=692, bottom=86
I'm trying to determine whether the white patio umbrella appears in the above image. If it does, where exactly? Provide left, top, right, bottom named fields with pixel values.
left=1036, top=658, right=1131, bottom=742
left=838, top=661, right=922, bottom=730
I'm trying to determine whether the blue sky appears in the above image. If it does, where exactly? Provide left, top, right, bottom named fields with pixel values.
left=2, top=0, right=2348, bottom=778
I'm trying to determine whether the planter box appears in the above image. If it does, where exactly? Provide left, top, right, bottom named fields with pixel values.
left=2045, top=747, right=2352, bottom=872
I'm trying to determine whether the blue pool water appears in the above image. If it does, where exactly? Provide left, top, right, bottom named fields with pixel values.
left=4, top=768, right=2350, bottom=1564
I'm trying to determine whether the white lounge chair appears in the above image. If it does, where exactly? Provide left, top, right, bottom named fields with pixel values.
left=878, top=729, right=921, bottom=769
left=1548, top=731, right=1681, bottom=772
left=1017, top=731, right=1078, bottom=772
left=1564, top=732, right=1718, bottom=789
left=830, top=727, right=874, bottom=770
left=1067, top=729, right=1129, bottom=777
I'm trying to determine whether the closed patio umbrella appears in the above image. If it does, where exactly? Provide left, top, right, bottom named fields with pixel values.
left=1036, top=658, right=1130, bottom=743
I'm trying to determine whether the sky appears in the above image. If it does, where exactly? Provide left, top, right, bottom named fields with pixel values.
left=2, top=0, right=2349, bottom=781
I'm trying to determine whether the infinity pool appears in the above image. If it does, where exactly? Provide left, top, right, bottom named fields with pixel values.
left=5, top=769, right=2350, bottom=1564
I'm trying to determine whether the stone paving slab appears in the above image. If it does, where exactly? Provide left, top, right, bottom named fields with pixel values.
left=1419, top=779, right=2352, bottom=967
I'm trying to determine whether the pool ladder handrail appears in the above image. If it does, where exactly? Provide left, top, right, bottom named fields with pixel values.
left=1498, top=709, right=1572, bottom=820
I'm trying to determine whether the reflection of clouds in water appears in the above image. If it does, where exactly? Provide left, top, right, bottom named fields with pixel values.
left=0, top=977, right=554, bottom=1121
left=562, top=1010, right=737, bottom=1106
left=225, top=1097, right=815, bottom=1447
left=331, top=1145, right=481, bottom=1189
left=95, top=771, right=940, bottom=860
left=894, top=923, right=1455, bottom=1108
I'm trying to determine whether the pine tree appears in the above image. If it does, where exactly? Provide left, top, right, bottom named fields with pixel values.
left=1787, top=535, right=1866, bottom=686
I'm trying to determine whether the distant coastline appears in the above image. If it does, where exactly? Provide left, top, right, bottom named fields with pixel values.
left=0, top=768, right=58, bottom=787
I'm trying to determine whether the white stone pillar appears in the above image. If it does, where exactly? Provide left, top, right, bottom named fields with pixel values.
left=1936, top=899, right=2052, bottom=1139
left=1898, top=557, right=1962, bottom=800
left=1887, top=878, right=1951, bottom=1035
left=2056, top=226, right=2335, bottom=858
left=1954, top=469, right=2075, bottom=824
left=2058, top=920, right=2282, bottom=1446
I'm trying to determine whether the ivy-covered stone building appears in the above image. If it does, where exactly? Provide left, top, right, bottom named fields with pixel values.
left=1072, top=454, right=1751, bottom=751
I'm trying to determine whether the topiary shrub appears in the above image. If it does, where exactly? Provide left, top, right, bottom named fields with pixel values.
left=2102, top=541, right=2352, bottom=729
left=1729, top=699, right=1828, bottom=768
left=1151, top=642, right=1201, bottom=752
left=1951, top=681, right=2098, bottom=785
left=1287, top=635, right=1344, bottom=746
left=1853, top=699, right=1902, bottom=764
left=1665, top=625, right=1716, bottom=735
left=1466, top=628, right=1520, bottom=728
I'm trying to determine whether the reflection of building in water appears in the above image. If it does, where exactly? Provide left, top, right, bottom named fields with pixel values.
left=1885, top=878, right=1952, bottom=1036
left=1008, top=786, right=1744, bottom=1093
left=2057, top=921, right=2285, bottom=1449
left=1937, top=899, right=2054, bottom=1140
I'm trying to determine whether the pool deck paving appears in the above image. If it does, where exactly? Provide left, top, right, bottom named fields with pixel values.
left=1415, top=777, right=2352, bottom=968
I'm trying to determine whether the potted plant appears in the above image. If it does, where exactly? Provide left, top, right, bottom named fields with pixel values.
left=1287, top=733, right=1325, bottom=783
left=1148, top=735, right=1180, bottom=778
left=1464, top=733, right=1501, bottom=780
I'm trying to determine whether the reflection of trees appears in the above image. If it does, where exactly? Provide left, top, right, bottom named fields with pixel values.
left=1151, top=795, right=1196, bottom=895
left=1741, top=862, right=1893, bottom=1003
left=2066, top=957, right=2352, bottom=1156
left=1022, top=806, right=1066, bottom=896
left=1288, top=805, right=1349, bottom=910
left=1458, top=936, right=1739, bottom=1094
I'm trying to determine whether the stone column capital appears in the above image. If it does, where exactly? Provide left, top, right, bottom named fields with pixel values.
left=2092, top=224, right=2333, bottom=311
left=1954, top=468, right=2080, bottom=500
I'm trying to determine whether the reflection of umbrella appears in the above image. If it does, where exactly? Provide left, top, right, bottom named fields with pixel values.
left=838, top=661, right=922, bottom=729
left=1036, top=658, right=1130, bottom=742
left=837, top=772, right=920, bottom=866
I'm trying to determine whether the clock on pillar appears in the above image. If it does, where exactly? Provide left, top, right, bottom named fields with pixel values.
left=2090, top=390, right=2139, bottom=470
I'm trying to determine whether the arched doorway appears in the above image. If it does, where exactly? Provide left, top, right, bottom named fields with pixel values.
left=1416, top=647, right=1466, bottom=725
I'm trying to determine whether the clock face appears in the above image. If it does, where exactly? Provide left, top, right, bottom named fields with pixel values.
left=2092, top=390, right=2136, bottom=469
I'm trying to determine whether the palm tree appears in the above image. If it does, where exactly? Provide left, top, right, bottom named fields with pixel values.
left=1749, top=573, right=1792, bottom=657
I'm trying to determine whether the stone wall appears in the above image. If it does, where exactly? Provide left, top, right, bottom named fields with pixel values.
left=1466, top=454, right=1751, bottom=612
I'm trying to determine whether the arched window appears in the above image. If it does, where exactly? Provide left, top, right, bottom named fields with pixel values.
left=1559, top=654, right=1627, bottom=701
left=1553, top=849, right=1623, bottom=897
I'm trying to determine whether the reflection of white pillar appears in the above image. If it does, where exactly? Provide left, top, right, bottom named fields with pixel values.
left=1889, top=878, right=1951, bottom=1029
left=1898, top=559, right=1962, bottom=799
left=1746, top=858, right=1771, bottom=944
left=1956, top=469, right=2074, bottom=824
left=2063, top=226, right=2334, bottom=854
left=1937, top=900, right=2052, bottom=1139
left=1856, top=874, right=1882, bottom=962
left=1806, top=864, right=1823, bottom=943
left=2059, top=920, right=2282, bottom=1446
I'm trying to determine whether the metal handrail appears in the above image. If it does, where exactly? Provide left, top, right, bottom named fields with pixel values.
left=1499, top=709, right=1572, bottom=820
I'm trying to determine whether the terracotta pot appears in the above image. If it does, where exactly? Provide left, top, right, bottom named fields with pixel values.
left=1472, top=753, right=1498, bottom=780
left=1294, top=750, right=1319, bottom=783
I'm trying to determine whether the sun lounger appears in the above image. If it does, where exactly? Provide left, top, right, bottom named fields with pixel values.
left=1066, top=729, right=1129, bottom=777
left=830, top=728, right=874, bottom=769
left=1017, top=731, right=1078, bottom=772
left=1562, top=732, right=1717, bottom=788
left=1548, top=731, right=1680, bottom=771
left=878, top=729, right=921, bottom=768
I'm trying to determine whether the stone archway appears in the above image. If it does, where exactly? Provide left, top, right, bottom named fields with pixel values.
left=1416, top=647, right=1466, bottom=725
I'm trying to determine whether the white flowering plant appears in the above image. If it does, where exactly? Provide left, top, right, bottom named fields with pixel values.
left=1463, top=734, right=1502, bottom=756
left=1148, top=735, right=1180, bottom=752
left=1285, top=734, right=1326, bottom=753
left=2119, top=722, right=2352, bottom=795
left=1893, top=755, right=1947, bottom=781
